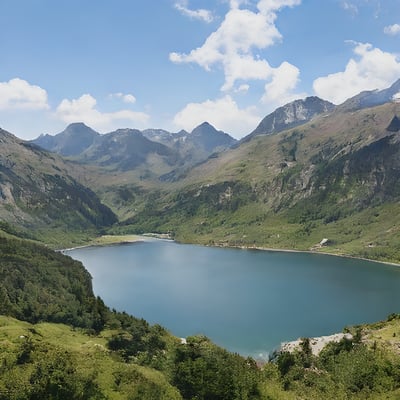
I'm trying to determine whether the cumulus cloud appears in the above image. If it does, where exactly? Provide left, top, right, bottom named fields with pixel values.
left=0, top=78, right=49, bottom=110
left=261, top=61, right=306, bottom=106
left=384, top=24, right=400, bottom=36
left=174, top=0, right=214, bottom=23
left=110, top=92, right=137, bottom=104
left=313, top=42, right=400, bottom=104
left=173, top=95, right=260, bottom=138
left=170, top=0, right=301, bottom=91
left=56, top=94, right=149, bottom=132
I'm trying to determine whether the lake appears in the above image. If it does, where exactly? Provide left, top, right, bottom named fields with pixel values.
left=66, top=239, right=400, bottom=358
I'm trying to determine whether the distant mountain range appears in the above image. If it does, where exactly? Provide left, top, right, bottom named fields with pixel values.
left=113, top=78, right=400, bottom=263
left=32, top=121, right=237, bottom=176
left=4, top=77, right=400, bottom=262
left=31, top=78, right=400, bottom=176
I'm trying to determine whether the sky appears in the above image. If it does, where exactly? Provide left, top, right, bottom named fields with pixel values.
left=1, top=0, right=400, bottom=140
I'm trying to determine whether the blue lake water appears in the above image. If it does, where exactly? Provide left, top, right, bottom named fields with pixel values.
left=66, top=239, right=400, bottom=358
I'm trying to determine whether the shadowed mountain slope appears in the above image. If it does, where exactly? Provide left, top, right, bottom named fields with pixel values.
left=32, top=122, right=100, bottom=156
left=0, top=128, right=116, bottom=236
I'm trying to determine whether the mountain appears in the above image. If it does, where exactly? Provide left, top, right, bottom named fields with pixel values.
left=188, top=122, right=237, bottom=152
left=119, top=99, right=400, bottom=263
left=338, top=78, right=400, bottom=112
left=142, top=123, right=236, bottom=153
left=32, top=122, right=100, bottom=156
left=244, top=96, right=335, bottom=141
left=142, top=123, right=237, bottom=181
left=32, top=123, right=236, bottom=179
left=0, top=128, right=116, bottom=238
left=142, top=128, right=188, bottom=145
left=77, top=128, right=179, bottom=172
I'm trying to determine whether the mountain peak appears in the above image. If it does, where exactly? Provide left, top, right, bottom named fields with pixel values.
left=244, top=96, right=335, bottom=141
left=191, top=121, right=218, bottom=134
left=188, top=122, right=236, bottom=152
left=338, top=78, right=400, bottom=112
left=65, top=122, right=91, bottom=129
left=31, top=122, right=100, bottom=156
left=196, top=121, right=213, bottom=129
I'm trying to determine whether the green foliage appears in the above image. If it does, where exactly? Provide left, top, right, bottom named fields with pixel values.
left=171, top=335, right=262, bottom=400
left=0, top=339, right=104, bottom=400
left=0, top=236, right=107, bottom=330
left=106, top=312, right=167, bottom=366
left=273, top=335, right=400, bottom=399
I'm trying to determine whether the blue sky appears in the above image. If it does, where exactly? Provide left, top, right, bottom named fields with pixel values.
left=1, top=0, right=399, bottom=139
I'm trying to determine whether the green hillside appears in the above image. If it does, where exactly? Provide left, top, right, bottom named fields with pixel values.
left=0, top=236, right=265, bottom=399
left=0, top=234, right=400, bottom=400
left=0, top=128, right=117, bottom=246
left=1, top=88, right=400, bottom=398
left=0, top=236, right=400, bottom=399
left=113, top=102, right=400, bottom=263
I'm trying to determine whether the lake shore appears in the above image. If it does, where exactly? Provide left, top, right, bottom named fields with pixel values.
left=64, top=234, right=400, bottom=357
left=62, top=233, right=400, bottom=267
left=60, top=233, right=172, bottom=252
left=279, top=333, right=353, bottom=356
left=212, top=242, right=400, bottom=268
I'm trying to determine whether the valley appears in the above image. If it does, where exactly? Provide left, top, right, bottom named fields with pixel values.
left=1, top=79, right=400, bottom=399
left=0, top=79, right=393, bottom=263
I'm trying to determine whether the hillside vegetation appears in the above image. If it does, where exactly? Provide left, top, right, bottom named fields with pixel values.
left=114, top=102, right=400, bottom=263
left=0, top=128, right=116, bottom=246
left=1, top=235, right=400, bottom=399
left=2, top=81, right=400, bottom=398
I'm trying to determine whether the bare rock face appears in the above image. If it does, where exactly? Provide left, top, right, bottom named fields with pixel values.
left=338, top=78, right=400, bottom=112
left=244, top=96, right=335, bottom=140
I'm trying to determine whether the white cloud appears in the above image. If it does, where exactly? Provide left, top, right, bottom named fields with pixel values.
left=257, top=0, right=302, bottom=14
left=110, top=92, right=137, bottom=104
left=341, top=1, right=358, bottom=15
left=174, top=1, right=214, bottom=23
left=261, top=61, right=306, bottom=106
left=170, top=0, right=301, bottom=91
left=0, top=78, right=49, bottom=110
left=236, top=84, right=250, bottom=93
left=173, top=95, right=260, bottom=138
left=384, top=24, right=400, bottom=36
left=313, top=42, right=400, bottom=104
left=56, top=94, right=150, bottom=132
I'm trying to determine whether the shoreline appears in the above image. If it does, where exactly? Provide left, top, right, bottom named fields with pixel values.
left=62, top=233, right=400, bottom=360
left=59, top=233, right=172, bottom=252
left=61, top=234, right=400, bottom=267
left=210, top=241, right=400, bottom=268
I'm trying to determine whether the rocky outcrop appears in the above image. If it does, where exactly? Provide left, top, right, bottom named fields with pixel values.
left=244, top=97, right=335, bottom=141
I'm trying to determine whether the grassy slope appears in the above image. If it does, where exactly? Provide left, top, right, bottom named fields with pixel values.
left=0, top=316, right=181, bottom=400
left=112, top=103, right=400, bottom=263
left=0, top=129, right=117, bottom=247
left=1, top=314, right=400, bottom=399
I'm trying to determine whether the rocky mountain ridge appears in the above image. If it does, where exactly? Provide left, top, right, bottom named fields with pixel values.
left=337, top=78, right=400, bottom=112
left=31, top=122, right=237, bottom=177
left=5, top=78, right=400, bottom=261
left=244, top=96, right=335, bottom=141
left=0, top=128, right=116, bottom=238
